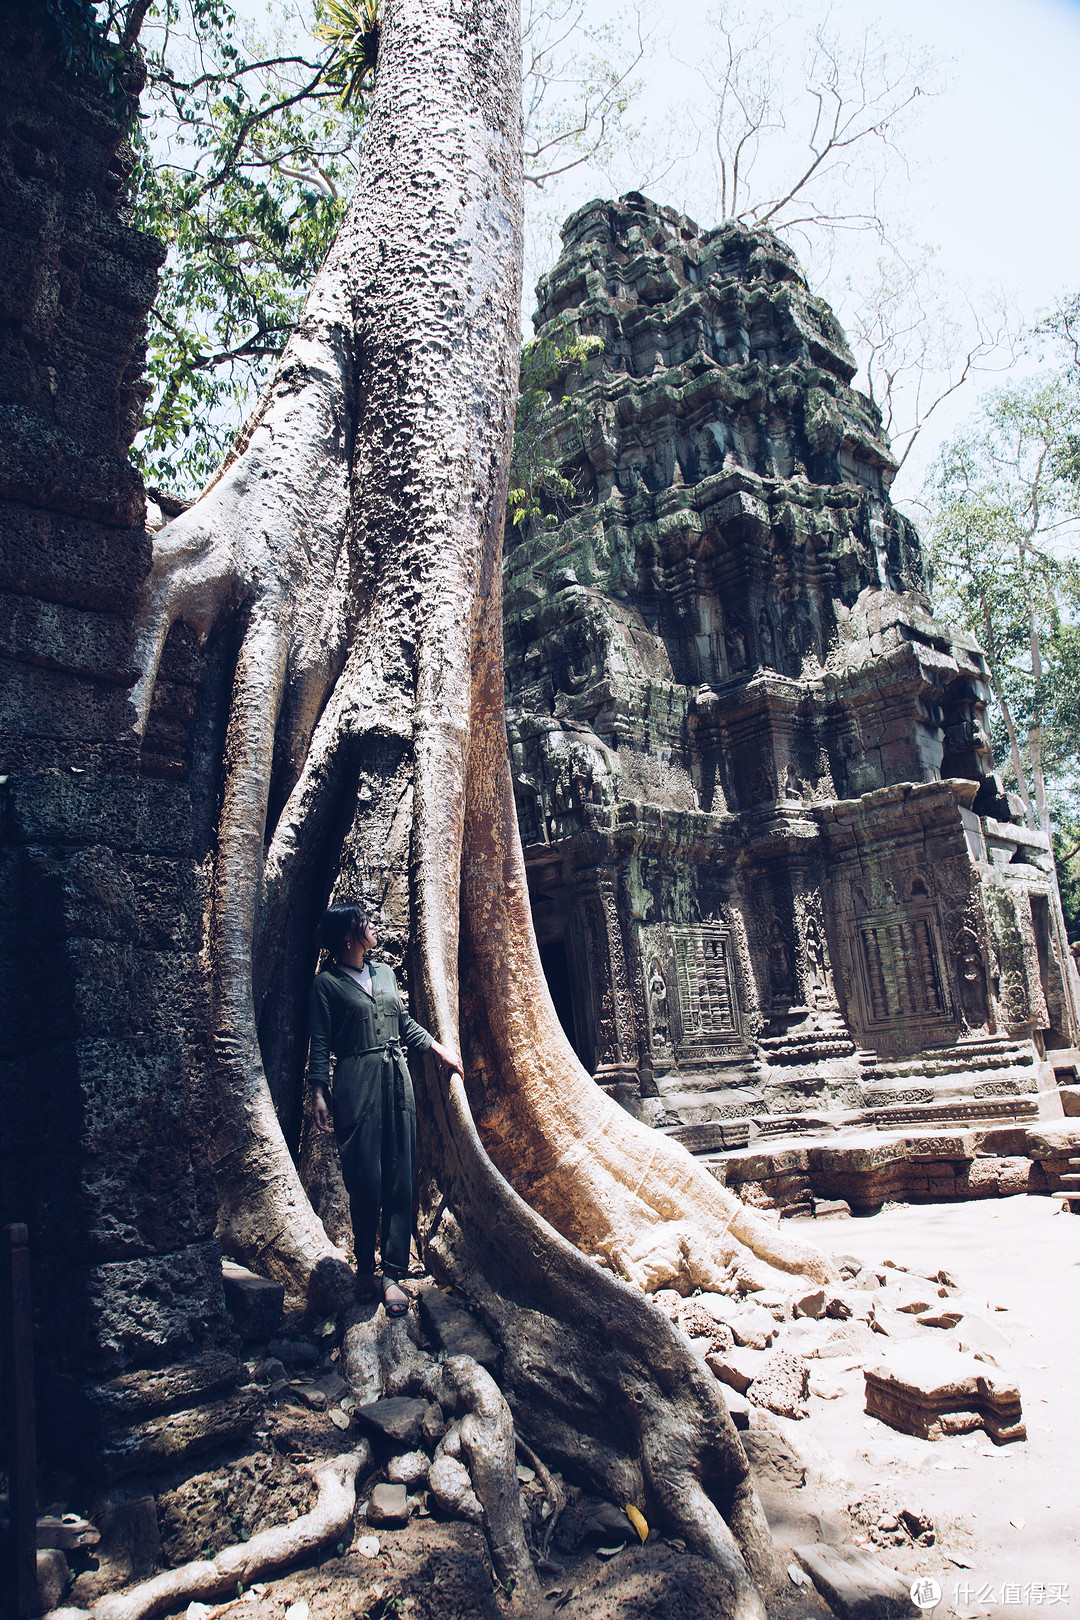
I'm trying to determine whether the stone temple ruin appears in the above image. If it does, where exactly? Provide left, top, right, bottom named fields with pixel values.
left=506, top=193, right=1080, bottom=1208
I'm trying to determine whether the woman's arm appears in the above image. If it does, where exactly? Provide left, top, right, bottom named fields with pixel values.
left=394, top=975, right=462, bottom=1080
left=307, top=976, right=335, bottom=1135
left=427, top=1037, right=463, bottom=1082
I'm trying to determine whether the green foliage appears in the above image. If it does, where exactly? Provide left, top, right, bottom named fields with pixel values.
left=41, top=0, right=133, bottom=115
left=925, top=373, right=1080, bottom=819
left=56, top=1, right=643, bottom=495
left=509, top=316, right=603, bottom=529
left=1053, top=829, right=1080, bottom=943
left=314, top=0, right=380, bottom=107
left=125, top=0, right=370, bottom=492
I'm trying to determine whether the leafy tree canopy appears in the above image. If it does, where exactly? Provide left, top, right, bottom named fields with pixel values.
left=54, top=0, right=646, bottom=494
left=925, top=367, right=1080, bottom=851
left=129, top=0, right=373, bottom=491
left=508, top=316, right=602, bottom=530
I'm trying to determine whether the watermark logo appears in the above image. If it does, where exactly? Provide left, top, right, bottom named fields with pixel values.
left=912, top=1578, right=943, bottom=1611
left=954, top=1582, right=1071, bottom=1607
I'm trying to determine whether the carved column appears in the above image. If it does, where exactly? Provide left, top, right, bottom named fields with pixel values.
left=570, top=863, right=639, bottom=1087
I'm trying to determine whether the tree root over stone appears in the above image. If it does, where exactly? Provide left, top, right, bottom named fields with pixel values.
left=90, top=1446, right=370, bottom=1620
left=415, top=1079, right=780, bottom=1620
left=422, top=1355, right=542, bottom=1610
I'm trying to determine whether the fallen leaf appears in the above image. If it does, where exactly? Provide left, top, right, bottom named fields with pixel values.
left=787, top=1563, right=809, bottom=1586
left=285, top=1604, right=310, bottom=1620
left=596, top=1544, right=627, bottom=1559
left=328, top=1407, right=350, bottom=1430
left=355, top=1535, right=380, bottom=1558
left=1009, top=1517, right=1025, bottom=1530
left=625, top=1504, right=649, bottom=1543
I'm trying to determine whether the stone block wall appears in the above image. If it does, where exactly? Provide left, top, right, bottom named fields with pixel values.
left=707, top=1124, right=1060, bottom=1217
left=0, top=13, right=247, bottom=1481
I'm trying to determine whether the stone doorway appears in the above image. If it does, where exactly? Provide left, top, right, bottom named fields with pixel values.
left=538, top=936, right=588, bottom=1066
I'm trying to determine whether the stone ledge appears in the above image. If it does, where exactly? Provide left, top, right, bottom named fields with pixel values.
left=864, top=1343, right=1025, bottom=1444
left=84, top=1350, right=241, bottom=1421
left=96, top=1389, right=262, bottom=1481
left=794, top=1542, right=917, bottom=1620
left=221, top=1260, right=285, bottom=1343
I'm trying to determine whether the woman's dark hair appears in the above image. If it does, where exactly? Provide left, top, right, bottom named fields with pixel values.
left=319, top=902, right=370, bottom=960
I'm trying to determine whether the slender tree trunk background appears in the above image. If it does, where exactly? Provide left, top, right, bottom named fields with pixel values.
left=133, top=0, right=833, bottom=1593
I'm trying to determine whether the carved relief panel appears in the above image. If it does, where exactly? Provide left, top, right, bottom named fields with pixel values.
left=854, top=906, right=954, bottom=1032
left=572, top=865, right=638, bottom=1076
left=639, top=923, right=746, bottom=1064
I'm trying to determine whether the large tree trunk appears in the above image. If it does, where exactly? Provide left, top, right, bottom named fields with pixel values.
left=134, top=0, right=833, bottom=1597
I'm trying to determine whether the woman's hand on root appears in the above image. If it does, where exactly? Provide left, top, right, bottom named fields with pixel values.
left=430, top=1040, right=463, bottom=1084
left=311, top=1084, right=334, bottom=1134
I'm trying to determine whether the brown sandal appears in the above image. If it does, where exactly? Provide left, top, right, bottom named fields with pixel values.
left=382, top=1279, right=410, bottom=1317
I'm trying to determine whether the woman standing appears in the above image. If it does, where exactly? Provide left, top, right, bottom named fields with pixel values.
left=307, top=902, right=461, bottom=1314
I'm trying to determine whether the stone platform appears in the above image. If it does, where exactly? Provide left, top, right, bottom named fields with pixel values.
left=699, top=1119, right=1080, bottom=1217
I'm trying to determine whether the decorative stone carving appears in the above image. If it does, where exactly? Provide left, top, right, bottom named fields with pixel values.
left=856, top=910, right=949, bottom=1028
left=646, top=954, right=672, bottom=1053
left=672, top=926, right=741, bottom=1059
left=725, top=618, right=748, bottom=672
left=955, top=927, right=989, bottom=1030
left=766, top=922, right=795, bottom=1006
left=801, top=912, right=836, bottom=1010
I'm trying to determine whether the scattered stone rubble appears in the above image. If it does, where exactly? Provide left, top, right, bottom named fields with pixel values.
left=847, top=1490, right=935, bottom=1551
left=664, top=1241, right=1025, bottom=1450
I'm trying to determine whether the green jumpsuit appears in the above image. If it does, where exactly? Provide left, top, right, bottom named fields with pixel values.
left=307, top=960, right=434, bottom=1279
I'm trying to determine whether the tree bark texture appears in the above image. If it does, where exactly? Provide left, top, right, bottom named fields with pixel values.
left=134, top=0, right=834, bottom=1594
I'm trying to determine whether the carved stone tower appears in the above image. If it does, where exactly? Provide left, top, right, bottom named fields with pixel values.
left=504, top=194, right=1079, bottom=1158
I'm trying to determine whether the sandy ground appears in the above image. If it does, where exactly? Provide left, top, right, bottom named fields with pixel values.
left=763, top=1195, right=1080, bottom=1620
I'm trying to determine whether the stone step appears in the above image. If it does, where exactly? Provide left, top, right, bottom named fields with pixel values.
left=862, top=1048, right=1034, bottom=1068
left=861, top=1060, right=1039, bottom=1087
left=853, top=1095, right=1040, bottom=1131
left=1049, top=1047, right=1080, bottom=1082
left=661, top=1119, right=753, bottom=1153
left=221, top=1259, right=284, bottom=1342
left=863, top=1074, right=1036, bottom=1106
left=1057, top=1174, right=1080, bottom=1188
